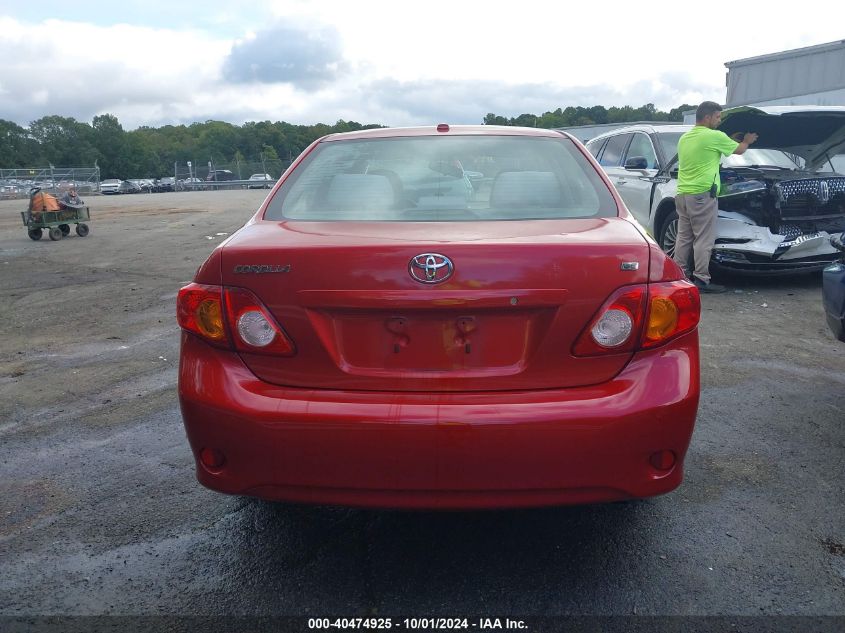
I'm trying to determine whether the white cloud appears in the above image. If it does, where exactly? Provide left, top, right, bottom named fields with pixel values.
left=0, top=16, right=229, bottom=127
left=1, top=3, right=844, bottom=129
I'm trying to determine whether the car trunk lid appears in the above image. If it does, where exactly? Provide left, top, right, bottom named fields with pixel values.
left=219, top=218, right=650, bottom=392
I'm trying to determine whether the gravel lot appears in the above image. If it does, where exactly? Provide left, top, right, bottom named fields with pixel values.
left=0, top=191, right=843, bottom=624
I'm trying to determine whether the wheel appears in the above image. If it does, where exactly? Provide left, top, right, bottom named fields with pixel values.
left=28, top=228, right=42, bottom=241
left=658, top=209, right=679, bottom=258
left=76, top=223, right=90, bottom=237
left=48, top=227, right=63, bottom=241
left=59, top=224, right=70, bottom=235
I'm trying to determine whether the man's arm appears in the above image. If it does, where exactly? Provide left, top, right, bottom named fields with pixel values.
left=731, top=132, right=758, bottom=155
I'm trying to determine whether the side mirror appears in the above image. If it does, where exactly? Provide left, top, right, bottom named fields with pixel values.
left=624, top=156, right=649, bottom=170
left=669, top=166, right=679, bottom=179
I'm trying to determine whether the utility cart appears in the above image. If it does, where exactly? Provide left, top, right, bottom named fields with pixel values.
left=22, top=188, right=91, bottom=241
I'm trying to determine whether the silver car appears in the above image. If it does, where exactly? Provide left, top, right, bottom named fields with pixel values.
left=586, top=106, right=845, bottom=274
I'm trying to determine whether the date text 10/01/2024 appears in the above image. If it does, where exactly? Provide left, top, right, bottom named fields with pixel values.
left=307, top=618, right=528, bottom=630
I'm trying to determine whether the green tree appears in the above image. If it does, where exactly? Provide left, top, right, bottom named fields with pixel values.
left=92, top=114, right=129, bottom=179
left=29, top=116, right=99, bottom=167
left=0, top=119, right=43, bottom=167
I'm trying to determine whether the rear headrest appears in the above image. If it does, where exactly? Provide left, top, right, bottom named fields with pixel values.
left=490, top=171, right=561, bottom=208
left=326, top=174, right=395, bottom=214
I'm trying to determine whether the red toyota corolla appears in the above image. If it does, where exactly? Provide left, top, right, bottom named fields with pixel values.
left=177, top=125, right=701, bottom=509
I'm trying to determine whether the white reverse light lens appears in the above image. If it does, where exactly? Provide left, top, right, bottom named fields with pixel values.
left=237, top=310, right=276, bottom=347
left=591, top=309, right=633, bottom=348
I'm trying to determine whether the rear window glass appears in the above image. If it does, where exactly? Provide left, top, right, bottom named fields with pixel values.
left=264, top=135, right=617, bottom=221
left=586, top=138, right=605, bottom=158
left=598, top=134, right=631, bottom=167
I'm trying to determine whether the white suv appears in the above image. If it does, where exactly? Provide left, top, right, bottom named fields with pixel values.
left=586, top=106, right=845, bottom=275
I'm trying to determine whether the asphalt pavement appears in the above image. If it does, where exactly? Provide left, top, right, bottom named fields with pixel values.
left=0, top=191, right=843, bottom=627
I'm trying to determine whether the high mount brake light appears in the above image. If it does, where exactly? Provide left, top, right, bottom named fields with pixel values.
left=177, top=283, right=295, bottom=356
left=573, top=281, right=700, bottom=357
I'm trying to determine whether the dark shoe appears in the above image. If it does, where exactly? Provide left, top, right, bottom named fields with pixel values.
left=692, top=276, right=726, bottom=294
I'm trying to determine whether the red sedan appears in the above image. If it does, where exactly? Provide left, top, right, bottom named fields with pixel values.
left=177, top=125, right=701, bottom=509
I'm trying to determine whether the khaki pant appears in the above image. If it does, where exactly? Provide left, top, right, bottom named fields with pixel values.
left=674, top=193, right=717, bottom=283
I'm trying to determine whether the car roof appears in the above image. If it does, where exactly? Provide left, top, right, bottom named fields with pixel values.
left=587, top=124, right=691, bottom=143
left=321, top=125, right=569, bottom=142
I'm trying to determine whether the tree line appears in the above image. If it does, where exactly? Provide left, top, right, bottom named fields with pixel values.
left=0, top=103, right=693, bottom=179
left=483, top=103, right=694, bottom=128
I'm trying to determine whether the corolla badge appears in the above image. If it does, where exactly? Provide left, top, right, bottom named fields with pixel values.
left=409, top=253, right=453, bottom=284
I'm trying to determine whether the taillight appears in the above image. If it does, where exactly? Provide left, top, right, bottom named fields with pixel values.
left=573, top=286, right=647, bottom=356
left=223, top=287, right=296, bottom=356
left=177, top=283, right=295, bottom=355
left=177, top=284, right=229, bottom=347
left=641, top=281, right=700, bottom=348
left=573, top=281, right=700, bottom=356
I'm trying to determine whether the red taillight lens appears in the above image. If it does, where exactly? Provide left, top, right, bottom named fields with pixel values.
left=641, top=281, right=701, bottom=349
left=177, top=283, right=229, bottom=347
left=223, top=287, right=296, bottom=356
left=177, top=283, right=295, bottom=355
left=573, top=285, right=647, bottom=356
left=573, top=281, right=700, bottom=357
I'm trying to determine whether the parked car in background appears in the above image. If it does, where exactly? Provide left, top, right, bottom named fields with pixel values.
left=0, top=183, right=22, bottom=199
left=585, top=106, right=845, bottom=275
left=247, top=173, right=274, bottom=189
left=128, top=179, right=152, bottom=193
left=100, top=179, right=127, bottom=194
left=124, top=180, right=143, bottom=194
left=182, top=177, right=204, bottom=189
left=823, top=234, right=845, bottom=342
left=206, top=170, right=236, bottom=183
left=177, top=124, right=702, bottom=509
left=156, top=176, right=177, bottom=192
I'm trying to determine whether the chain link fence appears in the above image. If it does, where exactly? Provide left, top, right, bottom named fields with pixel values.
left=173, top=157, right=290, bottom=190
left=0, top=167, right=100, bottom=200
left=1, top=156, right=295, bottom=200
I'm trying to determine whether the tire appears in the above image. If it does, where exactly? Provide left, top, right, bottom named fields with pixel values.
left=76, top=223, right=90, bottom=237
left=28, top=228, right=42, bottom=241
left=658, top=209, right=679, bottom=258
left=48, top=227, right=63, bottom=241
left=59, top=224, right=70, bottom=235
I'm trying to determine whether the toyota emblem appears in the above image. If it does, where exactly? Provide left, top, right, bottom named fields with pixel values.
left=409, top=253, right=454, bottom=284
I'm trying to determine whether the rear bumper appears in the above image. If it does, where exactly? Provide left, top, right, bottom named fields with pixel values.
left=178, top=332, right=700, bottom=509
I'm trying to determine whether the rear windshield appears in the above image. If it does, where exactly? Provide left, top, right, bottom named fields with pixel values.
left=264, top=135, right=617, bottom=221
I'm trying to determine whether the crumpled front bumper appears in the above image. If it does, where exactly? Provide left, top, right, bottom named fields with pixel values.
left=712, top=213, right=844, bottom=274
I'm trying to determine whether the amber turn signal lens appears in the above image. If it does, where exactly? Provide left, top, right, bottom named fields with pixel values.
left=646, top=296, right=679, bottom=341
left=196, top=299, right=225, bottom=340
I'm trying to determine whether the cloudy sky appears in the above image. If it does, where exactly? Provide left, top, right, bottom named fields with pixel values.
left=0, top=0, right=842, bottom=130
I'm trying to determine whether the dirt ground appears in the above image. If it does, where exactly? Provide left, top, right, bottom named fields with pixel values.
left=1, top=190, right=843, bottom=619
left=0, top=190, right=270, bottom=437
